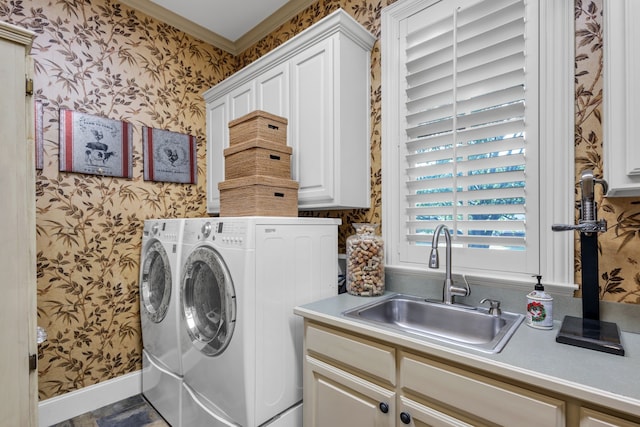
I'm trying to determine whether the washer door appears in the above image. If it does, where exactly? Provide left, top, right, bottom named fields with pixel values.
left=140, top=240, right=172, bottom=323
left=181, top=246, right=236, bottom=357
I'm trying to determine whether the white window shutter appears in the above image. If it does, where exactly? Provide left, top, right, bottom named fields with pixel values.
left=397, top=0, right=539, bottom=274
left=383, top=0, right=576, bottom=290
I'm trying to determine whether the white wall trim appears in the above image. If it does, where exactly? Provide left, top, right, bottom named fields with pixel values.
left=537, top=0, right=576, bottom=285
left=38, top=371, right=141, bottom=427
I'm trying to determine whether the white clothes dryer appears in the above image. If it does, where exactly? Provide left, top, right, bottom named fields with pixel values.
left=139, top=218, right=185, bottom=427
left=178, top=217, right=339, bottom=427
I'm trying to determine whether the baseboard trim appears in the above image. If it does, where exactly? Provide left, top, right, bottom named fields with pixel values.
left=38, top=370, right=141, bottom=427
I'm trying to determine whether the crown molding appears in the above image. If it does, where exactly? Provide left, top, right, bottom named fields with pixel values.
left=118, top=0, right=236, bottom=52
left=118, top=0, right=315, bottom=56
left=0, top=20, right=35, bottom=47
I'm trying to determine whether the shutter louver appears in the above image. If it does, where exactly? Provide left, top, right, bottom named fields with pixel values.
left=403, top=0, right=529, bottom=257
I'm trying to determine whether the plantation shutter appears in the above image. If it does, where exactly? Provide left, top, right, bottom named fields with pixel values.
left=400, top=0, right=539, bottom=273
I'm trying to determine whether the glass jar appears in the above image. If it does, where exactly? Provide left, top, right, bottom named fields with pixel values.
left=346, top=223, right=385, bottom=296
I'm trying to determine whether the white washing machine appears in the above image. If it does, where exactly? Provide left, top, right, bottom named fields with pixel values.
left=178, top=217, right=339, bottom=427
left=139, top=218, right=185, bottom=427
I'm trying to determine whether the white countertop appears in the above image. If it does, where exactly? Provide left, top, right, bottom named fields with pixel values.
left=294, top=292, right=640, bottom=418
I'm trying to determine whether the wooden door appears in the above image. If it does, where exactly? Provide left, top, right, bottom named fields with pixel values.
left=0, top=20, right=37, bottom=427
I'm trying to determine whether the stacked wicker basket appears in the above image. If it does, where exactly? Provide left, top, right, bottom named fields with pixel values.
left=218, top=110, right=298, bottom=217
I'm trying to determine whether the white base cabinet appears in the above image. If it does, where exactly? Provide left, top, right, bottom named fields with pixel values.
left=204, top=10, right=375, bottom=213
left=302, top=321, right=640, bottom=427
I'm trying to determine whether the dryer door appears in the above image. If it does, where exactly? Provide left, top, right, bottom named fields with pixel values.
left=181, top=246, right=236, bottom=356
left=140, top=240, right=172, bottom=323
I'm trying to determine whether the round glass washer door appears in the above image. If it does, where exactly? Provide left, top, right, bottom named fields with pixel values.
left=140, top=240, right=172, bottom=323
left=181, top=246, right=236, bottom=357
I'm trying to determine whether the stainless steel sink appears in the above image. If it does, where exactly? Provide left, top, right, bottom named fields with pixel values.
left=342, top=294, right=524, bottom=353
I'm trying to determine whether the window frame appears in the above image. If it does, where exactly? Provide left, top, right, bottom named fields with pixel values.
left=381, top=0, right=577, bottom=293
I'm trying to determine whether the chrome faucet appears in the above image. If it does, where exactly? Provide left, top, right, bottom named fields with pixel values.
left=429, top=224, right=470, bottom=304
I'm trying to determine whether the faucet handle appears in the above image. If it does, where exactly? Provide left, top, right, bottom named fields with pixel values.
left=480, top=298, right=502, bottom=316
left=552, top=222, right=607, bottom=233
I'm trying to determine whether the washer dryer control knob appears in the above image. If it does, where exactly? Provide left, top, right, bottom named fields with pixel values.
left=151, top=223, right=159, bottom=235
left=201, top=222, right=212, bottom=238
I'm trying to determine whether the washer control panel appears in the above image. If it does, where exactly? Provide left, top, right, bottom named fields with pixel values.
left=144, top=220, right=181, bottom=243
left=198, top=220, right=248, bottom=248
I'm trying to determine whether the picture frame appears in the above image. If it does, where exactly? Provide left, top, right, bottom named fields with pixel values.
left=58, top=109, right=133, bottom=178
left=142, top=126, right=197, bottom=184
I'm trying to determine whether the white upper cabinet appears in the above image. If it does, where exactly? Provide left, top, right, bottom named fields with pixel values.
left=603, top=0, right=640, bottom=196
left=256, top=62, right=289, bottom=118
left=204, top=10, right=376, bottom=213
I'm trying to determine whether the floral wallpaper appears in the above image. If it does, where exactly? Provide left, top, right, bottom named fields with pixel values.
left=575, top=0, right=640, bottom=303
left=0, top=0, right=638, bottom=401
left=0, top=0, right=236, bottom=399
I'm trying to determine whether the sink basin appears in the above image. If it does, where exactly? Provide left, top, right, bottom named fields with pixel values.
left=342, top=294, right=524, bottom=353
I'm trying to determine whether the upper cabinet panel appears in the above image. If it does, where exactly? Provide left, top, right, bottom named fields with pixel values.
left=603, top=0, right=640, bottom=196
left=204, top=10, right=376, bottom=213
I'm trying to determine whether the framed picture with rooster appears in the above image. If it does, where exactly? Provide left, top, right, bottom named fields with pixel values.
left=142, top=126, right=197, bottom=184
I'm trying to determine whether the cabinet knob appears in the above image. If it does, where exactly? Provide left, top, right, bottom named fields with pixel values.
left=400, top=412, right=411, bottom=424
left=379, top=402, right=389, bottom=413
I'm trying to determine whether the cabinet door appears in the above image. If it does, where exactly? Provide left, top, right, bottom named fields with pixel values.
left=256, top=62, right=289, bottom=119
left=289, top=37, right=335, bottom=205
left=603, top=0, right=640, bottom=196
left=206, top=81, right=255, bottom=212
left=228, top=80, right=255, bottom=120
left=304, top=356, right=395, bottom=427
left=0, top=23, right=37, bottom=426
left=205, top=97, right=227, bottom=212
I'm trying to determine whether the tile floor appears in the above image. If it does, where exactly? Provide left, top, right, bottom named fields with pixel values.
left=48, top=394, right=169, bottom=427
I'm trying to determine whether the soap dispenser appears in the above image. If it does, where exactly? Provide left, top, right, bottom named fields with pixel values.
left=526, top=275, right=553, bottom=330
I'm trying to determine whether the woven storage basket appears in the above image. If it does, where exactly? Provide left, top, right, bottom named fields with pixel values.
left=218, top=175, right=299, bottom=217
left=228, top=110, right=287, bottom=146
left=224, top=138, right=292, bottom=180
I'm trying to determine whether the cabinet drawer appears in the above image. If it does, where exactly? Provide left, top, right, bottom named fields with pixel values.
left=306, top=323, right=395, bottom=386
left=400, top=352, right=565, bottom=426
left=580, top=408, right=640, bottom=427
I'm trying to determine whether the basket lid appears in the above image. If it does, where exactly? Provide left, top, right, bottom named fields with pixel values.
left=218, top=175, right=299, bottom=190
left=228, top=110, right=288, bottom=128
left=223, top=138, right=293, bottom=156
